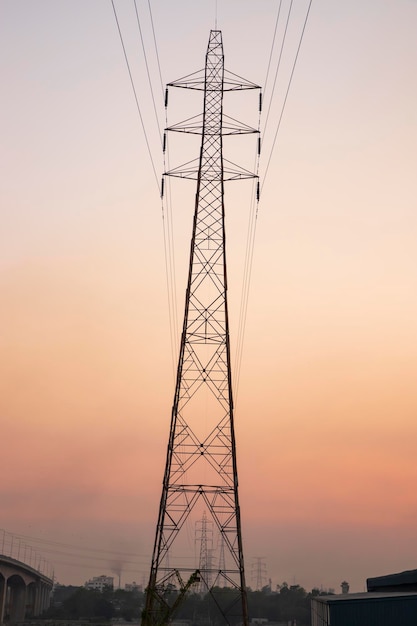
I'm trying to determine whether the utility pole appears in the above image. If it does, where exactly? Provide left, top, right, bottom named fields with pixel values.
left=143, top=30, right=260, bottom=626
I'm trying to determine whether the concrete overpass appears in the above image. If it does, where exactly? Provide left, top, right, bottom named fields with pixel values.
left=0, top=555, right=53, bottom=624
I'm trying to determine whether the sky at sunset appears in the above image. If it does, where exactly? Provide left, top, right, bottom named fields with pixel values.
left=1, top=0, right=417, bottom=594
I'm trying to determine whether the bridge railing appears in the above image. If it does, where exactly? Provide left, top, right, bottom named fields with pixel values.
left=1, top=529, right=54, bottom=580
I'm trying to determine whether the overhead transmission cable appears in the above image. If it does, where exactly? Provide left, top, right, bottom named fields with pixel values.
left=235, top=0, right=314, bottom=394
left=111, top=0, right=178, bottom=374
left=143, top=0, right=179, bottom=379
left=235, top=0, right=289, bottom=396
left=146, top=0, right=165, bottom=98
left=262, top=0, right=294, bottom=142
left=8, top=528, right=194, bottom=565
left=161, top=118, right=179, bottom=381
left=49, top=560, right=147, bottom=574
left=234, top=102, right=262, bottom=401
left=14, top=546, right=148, bottom=567
left=110, top=0, right=160, bottom=193
left=234, top=0, right=286, bottom=398
left=7, top=529, right=152, bottom=575
left=133, top=0, right=163, bottom=142
left=11, top=530, right=147, bottom=557
left=263, top=0, right=283, bottom=99
left=261, top=0, right=314, bottom=191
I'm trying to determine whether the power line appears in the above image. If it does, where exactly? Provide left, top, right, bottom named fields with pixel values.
left=16, top=546, right=149, bottom=567
left=133, top=0, right=163, bottom=143
left=9, top=530, right=148, bottom=559
left=235, top=0, right=314, bottom=395
left=234, top=106, right=262, bottom=400
left=3, top=528, right=152, bottom=580
left=262, top=0, right=294, bottom=141
left=160, top=83, right=180, bottom=383
left=261, top=0, right=314, bottom=191
left=263, top=0, right=284, bottom=98
left=52, top=560, right=146, bottom=574
left=118, top=0, right=178, bottom=384
left=147, top=0, right=165, bottom=99
left=110, top=0, right=160, bottom=192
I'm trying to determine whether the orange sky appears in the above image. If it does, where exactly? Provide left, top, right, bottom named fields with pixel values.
left=1, top=0, right=416, bottom=593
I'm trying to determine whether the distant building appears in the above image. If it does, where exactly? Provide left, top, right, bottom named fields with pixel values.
left=84, top=575, right=114, bottom=592
left=311, top=592, right=417, bottom=626
left=340, top=581, right=349, bottom=594
left=51, top=584, right=80, bottom=606
left=367, top=569, right=417, bottom=593
left=124, top=581, right=142, bottom=592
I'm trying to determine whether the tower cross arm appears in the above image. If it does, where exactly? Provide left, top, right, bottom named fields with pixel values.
left=167, top=69, right=260, bottom=93
left=166, top=113, right=259, bottom=136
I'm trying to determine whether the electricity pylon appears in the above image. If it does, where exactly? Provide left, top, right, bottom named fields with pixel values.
left=251, top=557, right=267, bottom=591
left=143, top=30, right=260, bottom=626
left=196, top=511, right=214, bottom=593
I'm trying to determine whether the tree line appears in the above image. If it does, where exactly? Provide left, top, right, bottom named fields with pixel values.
left=44, top=583, right=332, bottom=625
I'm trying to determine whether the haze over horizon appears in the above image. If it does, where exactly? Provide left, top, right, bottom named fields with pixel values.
left=1, top=0, right=416, bottom=595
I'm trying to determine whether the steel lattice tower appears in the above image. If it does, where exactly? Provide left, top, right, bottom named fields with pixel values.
left=143, top=30, right=260, bottom=626
left=196, top=511, right=214, bottom=593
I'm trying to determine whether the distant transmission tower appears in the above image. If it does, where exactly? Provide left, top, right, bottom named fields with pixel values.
left=251, top=557, right=267, bottom=591
left=196, top=511, right=214, bottom=592
left=143, top=30, right=260, bottom=626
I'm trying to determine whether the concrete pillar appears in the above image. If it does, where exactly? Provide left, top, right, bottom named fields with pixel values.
left=34, top=581, right=42, bottom=616
left=40, top=584, right=47, bottom=614
left=35, top=581, right=51, bottom=616
left=0, top=577, right=6, bottom=624
left=44, top=583, right=51, bottom=612
left=25, top=584, right=36, bottom=618
left=9, top=584, right=26, bottom=622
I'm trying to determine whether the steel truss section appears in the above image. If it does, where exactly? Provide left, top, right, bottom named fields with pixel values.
left=143, top=30, right=260, bottom=626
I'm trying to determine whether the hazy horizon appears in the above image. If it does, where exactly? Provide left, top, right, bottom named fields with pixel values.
left=1, top=0, right=416, bottom=595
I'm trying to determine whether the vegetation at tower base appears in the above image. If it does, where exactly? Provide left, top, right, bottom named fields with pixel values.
left=142, top=570, right=201, bottom=626
left=34, top=583, right=327, bottom=625
left=142, top=583, right=328, bottom=626
left=166, top=585, right=249, bottom=626
left=44, top=586, right=144, bottom=622
left=173, top=584, right=319, bottom=626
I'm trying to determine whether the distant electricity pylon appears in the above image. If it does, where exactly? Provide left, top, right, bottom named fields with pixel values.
left=196, top=511, right=214, bottom=593
left=143, top=30, right=260, bottom=626
left=251, top=557, right=267, bottom=591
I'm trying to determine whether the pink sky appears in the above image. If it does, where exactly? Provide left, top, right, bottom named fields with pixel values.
left=1, top=0, right=417, bottom=593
